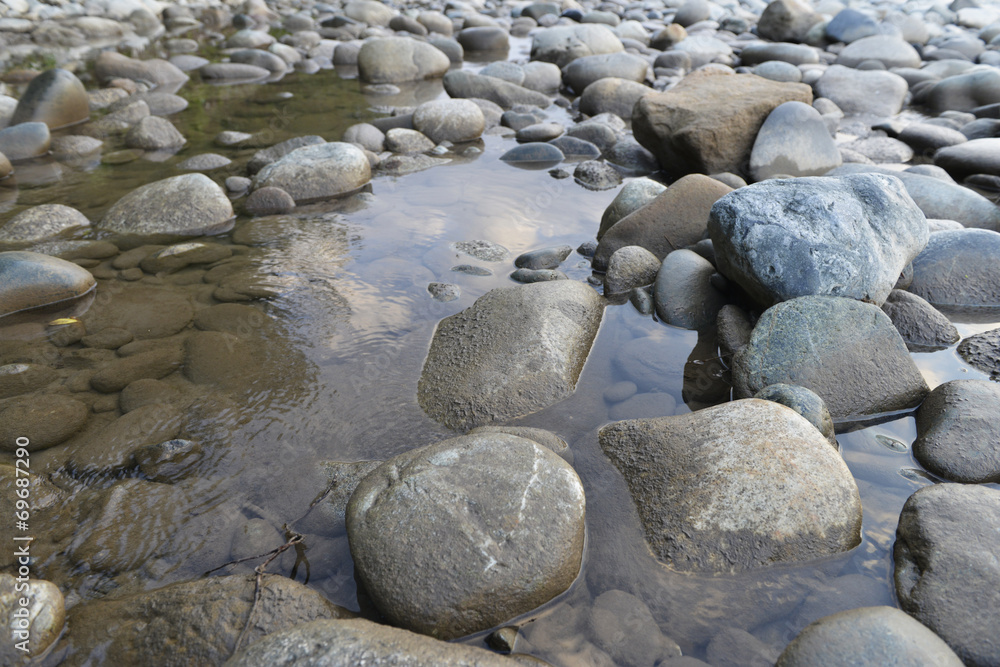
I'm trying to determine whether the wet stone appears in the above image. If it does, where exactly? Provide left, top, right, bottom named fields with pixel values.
left=452, top=240, right=508, bottom=262
left=0, top=251, right=95, bottom=317
left=176, top=153, right=231, bottom=171
left=385, top=128, right=435, bottom=153
left=574, top=160, right=622, bottom=190
left=133, top=438, right=201, bottom=483
left=100, top=173, right=234, bottom=238
left=0, top=575, right=65, bottom=663
left=90, top=346, right=184, bottom=393
left=0, top=122, right=51, bottom=161
left=600, top=399, right=862, bottom=574
left=588, top=590, right=682, bottom=665
left=10, top=68, right=89, bottom=130
left=81, top=327, right=133, bottom=349
left=514, top=245, right=572, bottom=270
left=119, top=378, right=183, bottom=413
left=413, top=99, right=484, bottom=144
left=451, top=264, right=492, bottom=276
left=957, top=327, right=1000, bottom=379
left=604, top=245, right=660, bottom=295
left=245, top=186, right=296, bottom=217
left=124, top=115, right=186, bottom=150
left=427, top=282, right=459, bottom=302
left=913, top=380, right=1000, bottom=484
left=500, top=142, right=563, bottom=169
left=81, top=285, right=193, bottom=339
left=908, top=229, right=1000, bottom=309
left=881, top=289, right=959, bottom=351
left=66, top=403, right=183, bottom=477
left=0, top=394, right=88, bottom=451
left=510, top=268, right=568, bottom=283
left=347, top=432, right=586, bottom=639
left=252, top=142, right=372, bottom=203
left=549, top=136, right=601, bottom=161
left=0, top=363, right=57, bottom=400
left=0, top=204, right=90, bottom=243
left=754, top=383, right=836, bottom=446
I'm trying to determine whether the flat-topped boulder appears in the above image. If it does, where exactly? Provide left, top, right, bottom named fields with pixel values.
left=100, top=173, right=234, bottom=238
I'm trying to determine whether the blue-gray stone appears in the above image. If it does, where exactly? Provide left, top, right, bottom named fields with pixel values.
left=0, top=250, right=95, bottom=317
left=914, top=380, right=1000, bottom=484
left=909, top=228, right=1000, bottom=309
left=499, top=142, right=564, bottom=169
left=653, top=249, right=727, bottom=330
left=754, top=383, right=836, bottom=445
left=749, top=101, right=841, bottom=181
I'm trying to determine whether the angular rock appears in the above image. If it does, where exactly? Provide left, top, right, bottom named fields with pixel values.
left=653, top=249, right=727, bottom=330
left=732, top=296, right=929, bottom=420
left=358, top=37, right=450, bottom=84
left=418, top=280, right=604, bottom=430
left=228, top=618, right=521, bottom=666
left=10, top=68, right=89, bottom=130
left=749, top=101, right=841, bottom=181
left=895, top=484, right=1000, bottom=667
left=776, top=606, right=963, bottom=667
left=914, top=380, right=1000, bottom=483
left=633, top=71, right=812, bottom=178
left=0, top=204, right=89, bottom=243
left=100, top=173, right=234, bottom=238
left=0, top=251, right=95, bottom=317
left=908, top=228, right=1000, bottom=309
left=709, top=174, right=928, bottom=307
left=595, top=174, right=732, bottom=270
left=252, top=142, right=371, bottom=203
left=347, top=433, right=585, bottom=638
left=881, top=289, right=959, bottom=350
left=51, top=575, right=354, bottom=666
left=599, top=399, right=862, bottom=574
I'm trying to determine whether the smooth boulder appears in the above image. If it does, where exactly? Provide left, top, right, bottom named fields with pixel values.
left=418, top=280, right=604, bottom=430
left=913, top=380, right=1000, bottom=483
left=749, top=101, right=841, bottom=181
left=599, top=399, right=862, bottom=574
left=10, top=68, right=89, bottom=130
left=709, top=173, right=928, bottom=307
left=100, top=173, right=234, bottom=237
left=530, top=24, right=624, bottom=67
left=357, top=37, right=450, bottom=83
left=251, top=142, right=371, bottom=203
left=908, top=228, right=1000, bottom=309
left=0, top=204, right=89, bottom=243
left=732, top=296, right=929, bottom=420
left=0, top=251, right=95, bottom=317
left=347, top=433, right=585, bottom=639
left=412, top=99, right=484, bottom=144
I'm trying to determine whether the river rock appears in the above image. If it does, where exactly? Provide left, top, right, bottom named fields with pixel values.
left=442, top=70, right=551, bottom=109
left=754, top=383, right=836, bottom=445
left=0, top=251, right=95, bottom=317
left=124, top=116, right=186, bottom=150
left=0, top=122, right=50, bottom=161
left=599, top=399, right=862, bottom=574
left=739, top=42, right=820, bottom=66
left=813, top=65, right=908, bottom=117
left=10, top=68, right=88, bottom=131
left=100, top=173, right=234, bottom=238
left=574, top=159, right=622, bottom=190
left=895, top=484, right=1000, bottom=667
left=52, top=574, right=354, bottom=666
left=881, top=289, right=959, bottom=350
left=749, top=101, right=841, bottom=181
left=827, top=163, right=1000, bottom=231
left=579, top=77, right=650, bottom=119
left=708, top=173, right=928, bottom=307
left=588, top=590, right=682, bottom=665
left=418, top=280, right=603, bottom=430
left=0, top=575, right=64, bottom=663
left=385, top=128, right=434, bottom=153
left=457, top=26, right=508, bottom=51
left=924, top=69, right=1000, bottom=113
left=252, top=142, right=371, bottom=203
left=595, top=174, right=732, bottom=270
left=732, top=296, right=929, bottom=420
left=653, top=249, right=727, bottom=330
left=514, top=245, right=572, bottom=270
left=935, top=138, right=1000, bottom=179
left=633, top=71, right=812, bottom=177
left=0, top=204, right=89, bottom=243
left=836, top=35, right=921, bottom=69
left=0, top=394, right=88, bottom=451
left=95, top=52, right=188, bottom=86
left=346, top=432, right=585, bottom=638
left=598, top=177, right=666, bottom=239
left=776, top=606, right=964, bottom=667
left=899, top=123, right=968, bottom=157
left=499, top=142, right=564, bottom=168
left=530, top=23, right=624, bottom=67
left=756, top=0, right=823, bottom=43
left=413, top=99, right=484, bottom=143
left=199, top=63, right=270, bottom=81
left=908, top=228, right=1000, bottom=309
left=913, top=380, right=1000, bottom=483
left=228, top=618, right=522, bottom=666
left=604, top=245, right=660, bottom=295
left=564, top=52, right=648, bottom=94
left=357, top=37, right=450, bottom=84
left=90, top=347, right=184, bottom=393
left=344, top=0, right=393, bottom=25
left=246, top=135, right=325, bottom=174
left=230, top=49, right=287, bottom=73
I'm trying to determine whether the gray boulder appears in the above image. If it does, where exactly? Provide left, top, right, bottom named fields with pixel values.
left=0, top=204, right=89, bottom=243
left=754, top=383, right=836, bottom=445
left=908, top=228, right=1000, bottom=309
left=227, top=618, right=522, bottom=666
left=530, top=24, right=624, bottom=67
left=925, top=69, right=1000, bottom=113
left=598, top=178, right=666, bottom=239
left=418, top=280, right=604, bottom=430
left=599, top=399, right=862, bottom=574
left=124, top=116, right=186, bottom=150
left=0, top=251, right=95, bottom=317
left=604, top=245, right=660, bottom=295
left=881, top=289, right=959, bottom=351
left=709, top=173, right=928, bottom=307
left=0, top=122, right=50, bottom=161
left=813, top=65, right=908, bottom=117
left=653, top=249, right=727, bottom=330
left=347, top=433, right=585, bottom=639
left=443, top=70, right=551, bottom=109
left=756, top=0, right=823, bottom=43
left=935, top=138, right=1000, bottom=179
left=835, top=35, right=921, bottom=69
left=10, top=68, right=89, bottom=130
left=357, top=37, right=450, bottom=83
left=247, top=135, right=325, bottom=174
left=895, top=484, right=1000, bottom=667
left=732, top=296, right=929, bottom=420
left=914, top=380, right=1000, bottom=483
left=100, top=173, right=234, bottom=237
left=412, top=99, right=484, bottom=143
left=563, top=52, right=648, bottom=94
left=957, top=327, right=1000, bottom=379
left=252, top=142, right=371, bottom=203
left=749, top=101, right=841, bottom=181
left=579, top=77, right=650, bottom=119
left=776, top=606, right=963, bottom=667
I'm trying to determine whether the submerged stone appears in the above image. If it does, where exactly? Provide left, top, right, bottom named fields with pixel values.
left=0, top=251, right=95, bottom=317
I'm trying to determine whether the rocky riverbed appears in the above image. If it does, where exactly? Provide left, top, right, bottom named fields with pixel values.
left=1, top=0, right=1000, bottom=663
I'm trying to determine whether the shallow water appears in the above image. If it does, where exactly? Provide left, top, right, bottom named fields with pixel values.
left=2, top=58, right=1000, bottom=665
